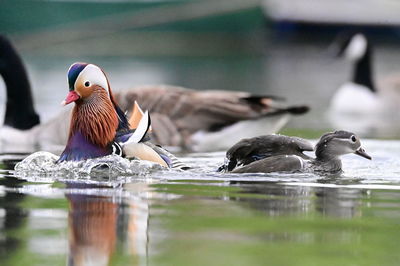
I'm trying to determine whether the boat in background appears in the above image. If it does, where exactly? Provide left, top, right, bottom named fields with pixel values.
left=262, top=0, right=400, bottom=27
left=1, top=0, right=263, bottom=51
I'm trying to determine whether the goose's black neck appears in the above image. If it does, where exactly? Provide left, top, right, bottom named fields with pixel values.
left=352, top=46, right=376, bottom=93
left=0, top=35, right=40, bottom=129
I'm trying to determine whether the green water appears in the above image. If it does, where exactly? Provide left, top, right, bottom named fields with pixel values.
left=1, top=172, right=400, bottom=266
left=150, top=183, right=400, bottom=266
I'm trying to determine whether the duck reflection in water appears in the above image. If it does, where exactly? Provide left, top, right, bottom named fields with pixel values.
left=66, top=182, right=149, bottom=266
left=227, top=182, right=363, bottom=219
left=0, top=177, right=27, bottom=265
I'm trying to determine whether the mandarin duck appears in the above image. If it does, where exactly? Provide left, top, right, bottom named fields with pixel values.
left=0, top=34, right=309, bottom=153
left=223, top=131, right=371, bottom=174
left=58, top=62, right=187, bottom=170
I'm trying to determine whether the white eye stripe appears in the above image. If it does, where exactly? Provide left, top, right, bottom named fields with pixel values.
left=334, top=138, right=355, bottom=144
left=75, top=64, right=110, bottom=96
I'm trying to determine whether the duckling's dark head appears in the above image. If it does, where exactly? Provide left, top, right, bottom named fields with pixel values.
left=315, top=130, right=371, bottom=161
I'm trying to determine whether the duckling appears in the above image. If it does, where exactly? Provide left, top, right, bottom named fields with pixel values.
left=218, top=134, right=314, bottom=172
left=58, top=62, right=187, bottom=170
left=227, top=131, right=371, bottom=174
left=0, top=34, right=309, bottom=153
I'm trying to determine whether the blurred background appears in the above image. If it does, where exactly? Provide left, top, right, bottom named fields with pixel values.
left=3, top=2, right=400, bottom=266
left=2, top=0, right=400, bottom=136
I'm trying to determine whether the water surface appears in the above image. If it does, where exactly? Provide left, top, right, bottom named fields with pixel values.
left=0, top=139, right=400, bottom=266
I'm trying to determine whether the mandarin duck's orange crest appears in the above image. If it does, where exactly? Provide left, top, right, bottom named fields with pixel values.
left=58, top=62, right=129, bottom=162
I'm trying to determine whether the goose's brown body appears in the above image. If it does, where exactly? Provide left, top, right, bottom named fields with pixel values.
left=116, top=85, right=307, bottom=148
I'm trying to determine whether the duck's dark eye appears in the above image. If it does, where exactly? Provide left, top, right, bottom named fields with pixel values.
left=351, top=135, right=357, bottom=142
left=84, top=81, right=90, bottom=87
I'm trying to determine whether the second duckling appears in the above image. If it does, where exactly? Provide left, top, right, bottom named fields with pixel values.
left=223, top=131, right=371, bottom=174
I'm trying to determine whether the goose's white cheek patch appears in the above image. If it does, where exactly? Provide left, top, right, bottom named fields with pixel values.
left=345, top=34, right=367, bottom=61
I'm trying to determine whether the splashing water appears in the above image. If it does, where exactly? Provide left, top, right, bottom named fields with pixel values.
left=14, top=151, right=166, bottom=178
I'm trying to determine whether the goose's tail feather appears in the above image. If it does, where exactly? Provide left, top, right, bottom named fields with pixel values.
left=271, top=105, right=310, bottom=116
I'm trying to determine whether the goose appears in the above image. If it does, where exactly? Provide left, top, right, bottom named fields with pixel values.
left=328, top=32, right=400, bottom=135
left=329, top=32, right=400, bottom=114
left=330, top=32, right=381, bottom=114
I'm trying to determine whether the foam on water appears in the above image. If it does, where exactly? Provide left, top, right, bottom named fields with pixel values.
left=14, top=151, right=166, bottom=178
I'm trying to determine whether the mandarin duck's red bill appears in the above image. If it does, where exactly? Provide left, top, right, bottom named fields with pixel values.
left=61, top=90, right=80, bottom=105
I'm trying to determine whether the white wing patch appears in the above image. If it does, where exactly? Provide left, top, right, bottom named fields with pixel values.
left=111, top=142, right=123, bottom=156
left=124, top=110, right=150, bottom=144
left=294, top=155, right=304, bottom=169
